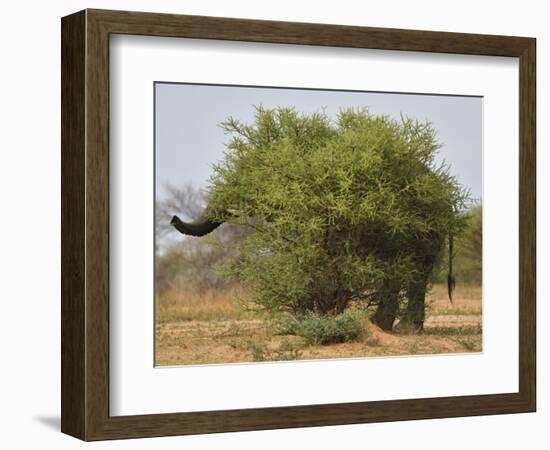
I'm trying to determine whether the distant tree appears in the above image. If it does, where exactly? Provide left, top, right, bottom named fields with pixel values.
left=156, top=183, right=205, bottom=253
left=156, top=183, right=249, bottom=292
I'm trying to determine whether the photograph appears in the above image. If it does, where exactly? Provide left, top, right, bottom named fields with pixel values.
left=154, top=83, right=483, bottom=366
left=54, top=6, right=536, bottom=443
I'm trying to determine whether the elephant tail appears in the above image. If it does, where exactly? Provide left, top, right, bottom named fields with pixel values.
left=447, top=233, right=456, bottom=303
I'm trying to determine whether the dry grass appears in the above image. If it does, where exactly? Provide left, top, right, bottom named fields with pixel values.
left=156, top=286, right=249, bottom=324
left=155, top=283, right=482, bottom=366
left=426, top=283, right=482, bottom=317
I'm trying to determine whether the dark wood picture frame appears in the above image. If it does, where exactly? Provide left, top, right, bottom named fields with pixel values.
left=61, top=9, right=536, bottom=441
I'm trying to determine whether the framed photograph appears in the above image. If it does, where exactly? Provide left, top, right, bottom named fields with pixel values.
left=61, top=9, right=536, bottom=440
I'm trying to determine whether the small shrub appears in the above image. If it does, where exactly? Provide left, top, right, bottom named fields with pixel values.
left=247, top=342, right=268, bottom=362
left=298, top=311, right=364, bottom=345
left=247, top=340, right=304, bottom=362
left=459, top=338, right=476, bottom=351
left=271, top=315, right=302, bottom=336
left=272, top=340, right=304, bottom=361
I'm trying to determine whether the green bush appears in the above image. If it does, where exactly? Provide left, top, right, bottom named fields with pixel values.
left=206, top=107, right=468, bottom=316
left=274, top=310, right=364, bottom=345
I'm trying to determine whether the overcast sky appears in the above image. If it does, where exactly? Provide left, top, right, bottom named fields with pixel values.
left=155, top=83, right=482, bottom=204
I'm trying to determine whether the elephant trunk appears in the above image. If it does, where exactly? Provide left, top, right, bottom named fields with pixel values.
left=170, top=214, right=223, bottom=237
left=447, top=234, right=456, bottom=303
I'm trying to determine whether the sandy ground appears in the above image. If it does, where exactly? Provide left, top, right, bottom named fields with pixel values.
left=155, top=284, right=482, bottom=366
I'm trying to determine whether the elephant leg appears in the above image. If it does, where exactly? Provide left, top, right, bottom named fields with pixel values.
left=400, top=271, right=430, bottom=333
left=372, top=285, right=400, bottom=331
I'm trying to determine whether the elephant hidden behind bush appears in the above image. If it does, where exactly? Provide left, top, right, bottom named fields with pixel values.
left=170, top=107, right=469, bottom=332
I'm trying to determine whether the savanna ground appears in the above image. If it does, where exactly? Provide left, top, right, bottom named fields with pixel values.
left=155, top=283, right=482, bottom=366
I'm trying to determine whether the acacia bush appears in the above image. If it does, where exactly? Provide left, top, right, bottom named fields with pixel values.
left=203, top=107, right=467, bottom=317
